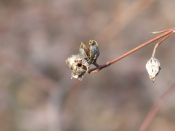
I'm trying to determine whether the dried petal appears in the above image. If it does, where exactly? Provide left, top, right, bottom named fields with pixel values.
left=79, top=42, right=90, bottom=60
left=66, top=54, right=89, bottom=80
left=146, top=57, right=161, bottom=82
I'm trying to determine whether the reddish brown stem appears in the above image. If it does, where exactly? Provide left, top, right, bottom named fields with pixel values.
left=88, top=28, right=174, bottom=73
left=139, top=84, right=175, bottom=131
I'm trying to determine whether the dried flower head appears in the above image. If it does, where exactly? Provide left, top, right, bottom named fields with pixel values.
left=66, top=40, right=100, bottom=80
left=66, top=54, right=89, bottom=80
left=146, top=57, right=161, bottom=82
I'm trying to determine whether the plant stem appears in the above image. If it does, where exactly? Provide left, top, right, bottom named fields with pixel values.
left=88, top=28, right=174, bottom=73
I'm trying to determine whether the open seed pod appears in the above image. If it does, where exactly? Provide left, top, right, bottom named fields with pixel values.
left=66, top=40, right=100, bottom=80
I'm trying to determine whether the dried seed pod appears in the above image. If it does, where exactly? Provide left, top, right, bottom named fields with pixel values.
left=88, top=40, right=100, bottom=67
left=146, top=57, right=161, bottom=82
left=66, top=40, right=100, bottom=80
left=66, top=54, right=89, bottom=80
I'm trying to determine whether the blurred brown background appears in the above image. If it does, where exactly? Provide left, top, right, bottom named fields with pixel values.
left=1, top=0, right=175, bottom=131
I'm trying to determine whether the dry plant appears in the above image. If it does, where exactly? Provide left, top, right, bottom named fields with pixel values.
left=65, top=27, right=175, bottom=131
left=66, top=27, right=175, bottom=82
left=65, top=1, right=175, bottom=130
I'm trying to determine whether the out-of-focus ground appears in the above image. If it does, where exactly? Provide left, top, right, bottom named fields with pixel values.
left=0, top=0, right=175, bottom=131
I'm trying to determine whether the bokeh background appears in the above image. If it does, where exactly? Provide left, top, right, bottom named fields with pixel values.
left=1, top=0, right=175, bottom=131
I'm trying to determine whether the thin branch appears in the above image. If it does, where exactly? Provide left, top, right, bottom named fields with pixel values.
left=88, top=28, right=174, bottom=73
left=152, top=31, right=174, bottom=57
left=139, top=84, right=175, bottom=131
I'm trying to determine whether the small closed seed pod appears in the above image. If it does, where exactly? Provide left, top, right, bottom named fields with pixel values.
left=146, top=57, right=161, bottom=82
left=66, top=54, right=89, bottom=80
left=88, top=40, right=100, bottom=67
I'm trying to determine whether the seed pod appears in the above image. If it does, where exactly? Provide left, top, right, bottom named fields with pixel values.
left=66, top=54, right=89, bottom=80
left=146, top=57, right=161, bottom=82
left=66, top=40, right=100, bottom=80
left=88, top=40, right=100, bottom=67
